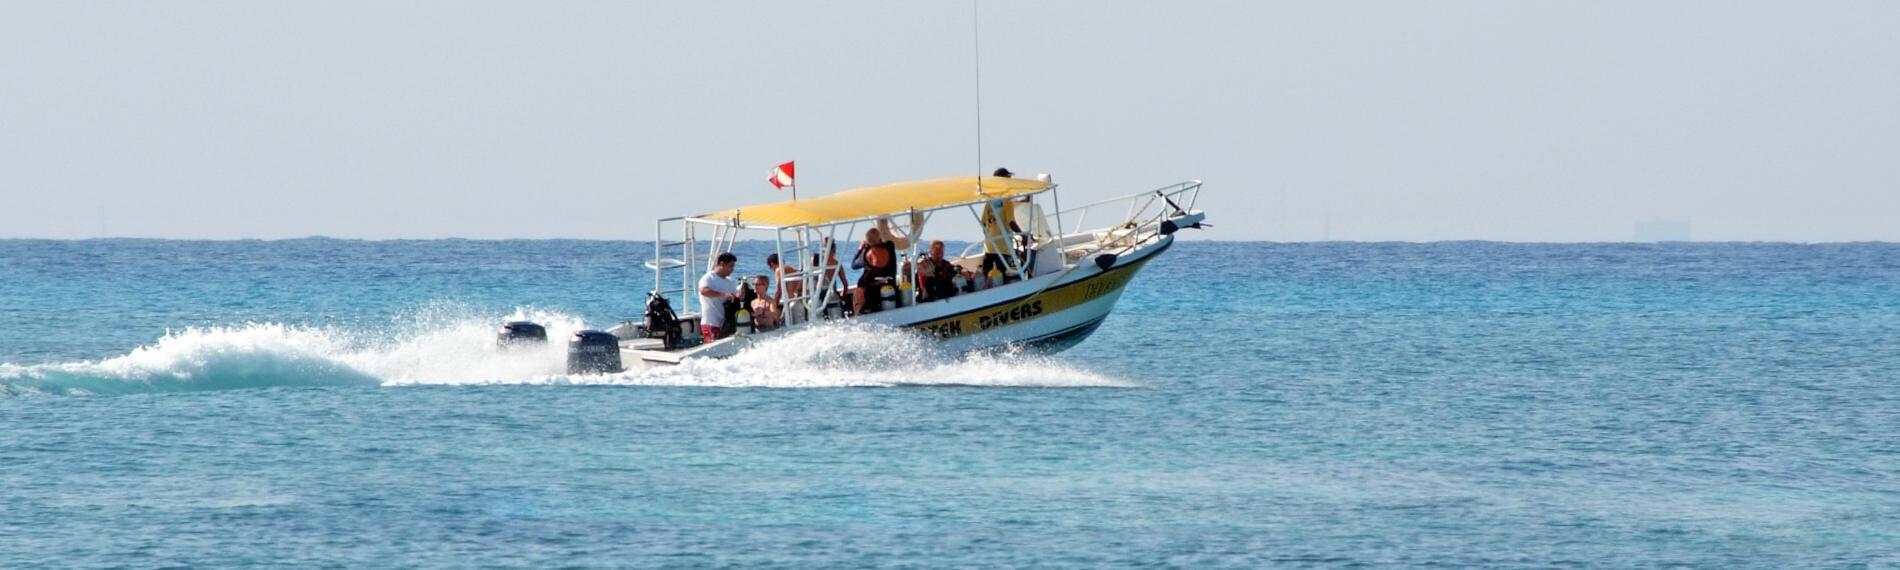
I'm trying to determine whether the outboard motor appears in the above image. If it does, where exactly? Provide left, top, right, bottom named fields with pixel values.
left=567, top=330, right=622, bottom=375
left=644, top=292, right=681, bottom=349
left=496, top=321, right=547, bottom=348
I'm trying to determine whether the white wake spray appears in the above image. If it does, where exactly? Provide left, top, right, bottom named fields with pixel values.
left=0, top=307, right=1129, bottom=396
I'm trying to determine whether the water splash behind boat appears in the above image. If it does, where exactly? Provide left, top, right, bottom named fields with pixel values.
left=0, top=308, right=1129, bottom=396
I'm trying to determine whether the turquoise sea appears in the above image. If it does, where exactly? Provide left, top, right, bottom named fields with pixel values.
left=3, top=240, right=1898, bottom=567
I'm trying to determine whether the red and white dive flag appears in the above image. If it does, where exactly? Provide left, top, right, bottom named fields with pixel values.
left=769, top=161, right=796, bottom=190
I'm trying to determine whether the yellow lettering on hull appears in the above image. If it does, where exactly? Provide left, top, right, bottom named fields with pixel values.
left=909, top=258, right=1149, bottom=339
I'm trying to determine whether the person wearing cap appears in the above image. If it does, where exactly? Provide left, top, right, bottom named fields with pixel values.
left=979, top=167, right=1022, bottom=281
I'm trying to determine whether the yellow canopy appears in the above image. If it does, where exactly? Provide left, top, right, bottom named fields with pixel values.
left=696, top=176, right=1051, bottom=228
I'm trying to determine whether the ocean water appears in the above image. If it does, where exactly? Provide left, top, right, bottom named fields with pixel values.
left=2, top=239, right=1898, bottom=567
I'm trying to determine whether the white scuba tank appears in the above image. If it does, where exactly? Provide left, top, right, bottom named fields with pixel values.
left=897, top=255, right=914, bottom=307
left=953, top=273, right=968, bottom=293
left=824, top=295, right=845, bottom=319
left=734, top=304, right=752, bottom=336
left=879, top=284, right=897, bottom=312
left=785, top=298, right=807, bottom=325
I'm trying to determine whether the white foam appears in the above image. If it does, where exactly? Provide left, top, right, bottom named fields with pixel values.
left=0, top=323, right=378, bottom=396
left=1, top=308, right=1130, bottom=396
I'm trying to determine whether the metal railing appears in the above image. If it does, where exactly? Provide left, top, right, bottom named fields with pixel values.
left=1053, top=180, right=1202, bottom=238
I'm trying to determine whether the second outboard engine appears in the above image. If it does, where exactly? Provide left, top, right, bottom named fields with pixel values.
left=644, top=292, right=681, bottom=349
left=497, top=321, right=547, bottom=348
left=567, top=330, right=623, bottom=375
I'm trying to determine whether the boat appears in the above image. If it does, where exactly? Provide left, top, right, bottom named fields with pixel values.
left=600, top=173, right=1206, bottom=365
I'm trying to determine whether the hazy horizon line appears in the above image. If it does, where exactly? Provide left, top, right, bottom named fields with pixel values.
left=4, top=236, right=1896, bottom=246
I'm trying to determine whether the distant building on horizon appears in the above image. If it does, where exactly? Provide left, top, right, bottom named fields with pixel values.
left=1634, top=219, right=1692, bottom=242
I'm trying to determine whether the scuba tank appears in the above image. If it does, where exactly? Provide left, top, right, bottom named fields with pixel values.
left=953, top=273, right=968, bottom=293
left=822, top=290, right=845, bottom=319
left=987, top=266, right=1004, bottom=289
left=644, top=292, right=681, bottom=349
left=733, top=281, right=754, bottom=336
left=879, top=282, right=897, bottom=312
left=785, top=298, right=807, bottom=326
left=898, top=256, right=914, bottom=307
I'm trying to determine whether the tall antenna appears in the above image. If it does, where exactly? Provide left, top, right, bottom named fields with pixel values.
left=972, top=0, right=983, bottom=182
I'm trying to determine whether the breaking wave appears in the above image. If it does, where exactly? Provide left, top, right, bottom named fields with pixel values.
left=0, top=308, right=1129, bottom=396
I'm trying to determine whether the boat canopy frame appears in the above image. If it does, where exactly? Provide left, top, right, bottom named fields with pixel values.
left=652, top=182, right=1061, bottom=321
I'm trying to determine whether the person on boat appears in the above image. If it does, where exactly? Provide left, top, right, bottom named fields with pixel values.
left=765, top=253, right=802, bottom=301
left=979, top=167, right=1021, bottom=283
left=979, top=198, right=1021, bottom=283
left=697, top=252, right=741, bottom=340
left=748, top=274, right=781, bottom=329
left=850, top=227, right=899, bottom=314
left=917, top=239, right=960, bottom=302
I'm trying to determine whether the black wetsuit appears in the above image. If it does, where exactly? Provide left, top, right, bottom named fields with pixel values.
left=919, top=256, right=958, bottom=301
left=855, top=241, right=897, bottom=289
left=853, top=241, right=898, bottom=313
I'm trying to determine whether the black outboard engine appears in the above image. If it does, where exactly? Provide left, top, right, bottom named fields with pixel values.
left=644, top=292, right=681, bottom=349
left=567, top=330, right=623, bottom=375
left=497, top=321, right=547, bottom=348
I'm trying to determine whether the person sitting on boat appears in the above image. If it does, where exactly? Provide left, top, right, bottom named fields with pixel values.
left=697, top=252, right=741, bottom=340
left=850, top=226, right=900, bottom=314
left=917, top=239, right=960, bottom=302
left=747, top=274, right=781, bottom=329
left=849, top=219, right=916, bottom=312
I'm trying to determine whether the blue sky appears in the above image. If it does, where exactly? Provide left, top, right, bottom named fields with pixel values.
left=3, top=1, right=1896, bottom=241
